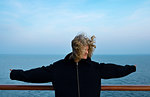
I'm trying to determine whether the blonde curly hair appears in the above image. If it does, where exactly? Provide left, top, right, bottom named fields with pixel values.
left=70, top=33, right=96, bottom=62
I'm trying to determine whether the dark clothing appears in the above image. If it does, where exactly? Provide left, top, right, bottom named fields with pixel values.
left=10, top=53, right=136, bottom=97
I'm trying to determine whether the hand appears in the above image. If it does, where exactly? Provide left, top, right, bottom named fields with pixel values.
left=10, top=69, right=13, bottom=71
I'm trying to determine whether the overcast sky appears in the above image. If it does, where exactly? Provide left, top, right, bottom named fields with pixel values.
left=0, top=0, right=150, bottom=55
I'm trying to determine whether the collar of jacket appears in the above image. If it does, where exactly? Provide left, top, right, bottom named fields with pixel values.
left=64, top=52, right=91, bottom=63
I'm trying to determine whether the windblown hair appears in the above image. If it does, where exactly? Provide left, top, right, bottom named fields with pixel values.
left=71, top=33, right=96, bottom=62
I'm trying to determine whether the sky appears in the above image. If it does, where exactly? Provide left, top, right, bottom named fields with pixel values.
left=0, top=0, right=150, bottom=55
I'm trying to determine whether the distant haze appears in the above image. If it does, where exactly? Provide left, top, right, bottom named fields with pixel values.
left=0, top=0, right=150, bottom=55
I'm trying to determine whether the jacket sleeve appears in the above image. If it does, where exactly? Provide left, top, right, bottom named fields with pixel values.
left=10, top=64, right=54, bottom=83
left=99, top=63, right=136, bottom=79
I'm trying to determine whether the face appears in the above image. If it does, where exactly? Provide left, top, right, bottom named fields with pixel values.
left=81, top=46, right=89, bottom=59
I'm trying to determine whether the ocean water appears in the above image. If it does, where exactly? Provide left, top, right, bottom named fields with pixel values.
left=0, top=54, right=150, bottom=97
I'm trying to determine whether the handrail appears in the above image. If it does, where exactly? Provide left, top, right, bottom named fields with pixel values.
left=0, top=85, right=150, bottom=91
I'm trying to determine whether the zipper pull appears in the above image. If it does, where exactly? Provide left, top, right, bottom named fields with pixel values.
left=76, top=62, right=78, bottom=66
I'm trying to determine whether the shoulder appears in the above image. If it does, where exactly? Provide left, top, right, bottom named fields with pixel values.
left=88, top=60, right=100, bottom=68
left=53, top=59, right=65, bottom=65
left=89, top=60, right=109, bottom=68
left=90, top=60, right=99, bottom=65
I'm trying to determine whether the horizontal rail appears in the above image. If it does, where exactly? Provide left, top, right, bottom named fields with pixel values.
left=0, top=85, right=150, bottom=91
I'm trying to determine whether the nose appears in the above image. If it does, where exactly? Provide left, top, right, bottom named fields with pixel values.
left=85, top=49, right=88, bottom=54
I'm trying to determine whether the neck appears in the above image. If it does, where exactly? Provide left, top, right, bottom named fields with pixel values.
left=74, top=59, right=80, bottom=63
left=69, top=53, right=81, bottom=63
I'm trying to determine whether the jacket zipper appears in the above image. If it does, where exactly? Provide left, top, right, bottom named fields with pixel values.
left=76, top=62, right=80, bottom=97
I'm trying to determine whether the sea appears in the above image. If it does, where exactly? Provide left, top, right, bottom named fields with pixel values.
left=0, top=54, right=150, bottom=97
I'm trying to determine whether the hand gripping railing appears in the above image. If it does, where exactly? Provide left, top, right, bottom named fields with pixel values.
left=0, top=85, right=150, bottom=91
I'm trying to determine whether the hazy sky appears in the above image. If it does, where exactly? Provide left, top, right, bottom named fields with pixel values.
left=0, top=0, right=150, bottom=55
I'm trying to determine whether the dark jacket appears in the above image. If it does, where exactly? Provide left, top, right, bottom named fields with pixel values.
left=10, top=53, right=136, bottom=97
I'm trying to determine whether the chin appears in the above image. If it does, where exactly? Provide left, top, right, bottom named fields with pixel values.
left=83, top=56, right=87, bottom=59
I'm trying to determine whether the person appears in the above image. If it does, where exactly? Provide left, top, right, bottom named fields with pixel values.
left=10, top=33, right=136, bottom=97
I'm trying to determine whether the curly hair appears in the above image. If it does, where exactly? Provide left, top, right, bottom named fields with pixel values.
left=70, top=33, right=96, bottom=62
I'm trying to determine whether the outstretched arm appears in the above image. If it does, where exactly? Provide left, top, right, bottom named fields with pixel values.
left=99, top=63, right=136, bottom=79
left=10, top=64, right=54, bottom=83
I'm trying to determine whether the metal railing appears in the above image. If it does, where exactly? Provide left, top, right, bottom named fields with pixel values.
left=0, top=85, right=150, bottom=91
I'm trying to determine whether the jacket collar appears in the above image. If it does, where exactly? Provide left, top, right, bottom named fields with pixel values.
left=64, top=52, right=91, bottom=62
